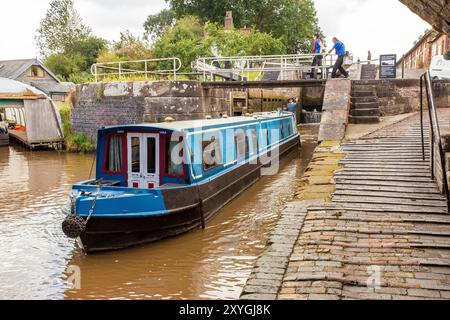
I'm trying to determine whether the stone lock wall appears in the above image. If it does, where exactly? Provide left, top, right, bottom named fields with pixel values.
left=354, top=79, right=420, bottom=116
left=352, top=79, right=450, bottom=116
left=433, top=80, right=450, bottom=109
left=71, top=81, right=231, bottom=142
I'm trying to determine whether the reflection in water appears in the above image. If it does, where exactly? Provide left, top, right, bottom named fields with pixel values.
left=0, top=126, right=317, bottom=300
left=0, top=144, right=94, bottom=299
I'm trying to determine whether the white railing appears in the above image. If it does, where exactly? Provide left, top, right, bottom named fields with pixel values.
left=90, top=54, right=356, bottom=82
left=91, top=57, right=182, bottom=82
left=192, top=54, right=354, bottom=81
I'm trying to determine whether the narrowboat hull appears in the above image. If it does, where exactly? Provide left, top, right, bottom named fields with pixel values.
left=79, top=135, right=300, bottom=253
left=0, top=133, right=8, bottom=146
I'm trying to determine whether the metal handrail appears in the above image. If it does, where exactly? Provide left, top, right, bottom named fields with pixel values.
left=193, top=53, right=354, bottom=81
left=91, top=57, right=182, bottom=82
left=420, top=71, right=450, bottom=212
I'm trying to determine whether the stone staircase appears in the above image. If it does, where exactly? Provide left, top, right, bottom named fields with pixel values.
left=349, top=83, right=380, bottom=124
left=360, top=64, right=377, bottom=79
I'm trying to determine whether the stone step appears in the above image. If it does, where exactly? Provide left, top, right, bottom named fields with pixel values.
left=351, top=84, right=376, bottom=91
left=349, top=115, right=380, bottom=124
left=351, top=101, right=379, bottom=110
left=361, top=64, right=377, bottom=70
left=352, top=90, right=376, bottom=98
left=351, top=108, right=381, bottom=117
left=351, top=96, right=378, bottom=104
left=361, top=75, right=377, bottom=80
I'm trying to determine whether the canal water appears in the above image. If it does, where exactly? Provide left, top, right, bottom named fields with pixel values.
left=0, top=126, right=317, bottom=300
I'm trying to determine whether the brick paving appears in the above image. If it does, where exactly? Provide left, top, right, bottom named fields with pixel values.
left=241, top=114, right=450, bottom=300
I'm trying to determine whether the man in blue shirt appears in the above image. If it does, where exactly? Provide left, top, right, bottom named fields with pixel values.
left=311, top=33, right=323, bottom=79
left=286, top=98, right=297, bottom=113
left=328, top=37, right=349, bottom=78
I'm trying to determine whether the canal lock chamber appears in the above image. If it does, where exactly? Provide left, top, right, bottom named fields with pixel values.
left=300, top=86, right=324, bottom=124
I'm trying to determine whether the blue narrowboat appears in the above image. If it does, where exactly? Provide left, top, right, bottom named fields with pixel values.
left=62, top=112, right=300, bottom=253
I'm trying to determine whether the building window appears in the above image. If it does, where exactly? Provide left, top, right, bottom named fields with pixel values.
left=29, top=66, right=45, bottom=78
left=51, top=94, right=65, bottom=102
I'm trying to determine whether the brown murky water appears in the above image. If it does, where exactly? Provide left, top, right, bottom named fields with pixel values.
left=0, top=126, right=317, bottom=300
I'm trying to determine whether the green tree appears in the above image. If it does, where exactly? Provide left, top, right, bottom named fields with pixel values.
left=44, top=36, right=107, bottom=82
left=152, top=17, right=286, bottom=73
left=44, top=53, right=82, bottom=80
left=36, top=0, right=91, bottom=56
left=152, top=16, right=210, bottom=73
left=166, top=0, right=320, bottom=53
left=97, top=31, right=152, bottom=63
left=204, top=23, right=286, bottom=56
left=143, top=9, right=176, bottom=40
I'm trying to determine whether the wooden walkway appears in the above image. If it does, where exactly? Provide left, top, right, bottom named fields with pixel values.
left=242, top=114, right=450, bottom=300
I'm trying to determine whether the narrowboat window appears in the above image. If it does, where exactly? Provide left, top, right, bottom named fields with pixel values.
left=105, top=134, right=123, bottom=173
left=131, top=137, right=140, bottom=173
left=266, top=128, right=270, bottom=147
left=165, top=135, right=184, bottom=176
left=235, top=131, right=247, bottom=160
left=202, top=135, right=222, bottom=171
left=250, top=128, right=258, bottom=154
left=147, top=137, right=156, bottom=174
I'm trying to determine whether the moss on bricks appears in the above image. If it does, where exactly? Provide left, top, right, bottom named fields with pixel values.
left=294, top=141, right=345, bottom=202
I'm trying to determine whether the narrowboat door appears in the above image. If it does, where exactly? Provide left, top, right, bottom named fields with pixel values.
left=127, top=133, right=160, bottom=188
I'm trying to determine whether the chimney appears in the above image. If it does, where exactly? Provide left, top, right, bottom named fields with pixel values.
left=224, top=11, right=234, bottom=30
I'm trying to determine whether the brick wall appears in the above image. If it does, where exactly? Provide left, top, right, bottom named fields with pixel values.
left=71, top=81, right=231, bottom=142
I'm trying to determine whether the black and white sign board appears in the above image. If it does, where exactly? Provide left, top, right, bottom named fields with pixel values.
left=379, top=54, right=397, bottom=79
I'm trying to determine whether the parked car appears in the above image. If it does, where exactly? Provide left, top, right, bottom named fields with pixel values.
left=429, top=55, right=450, bottom=80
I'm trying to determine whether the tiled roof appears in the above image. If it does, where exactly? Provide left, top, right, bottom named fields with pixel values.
left=30, top=81, right=74, bottom=94
left=0, top=58, right=60, bottom=83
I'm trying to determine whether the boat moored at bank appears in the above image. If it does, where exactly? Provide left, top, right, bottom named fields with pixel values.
left=62, top=112, right=300, bottom=253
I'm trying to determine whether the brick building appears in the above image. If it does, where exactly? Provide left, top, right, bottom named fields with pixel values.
left=397, top=30, right=450, bottom=70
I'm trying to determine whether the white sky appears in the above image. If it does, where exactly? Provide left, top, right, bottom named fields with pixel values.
left=0, top=0, right=431, bottom=61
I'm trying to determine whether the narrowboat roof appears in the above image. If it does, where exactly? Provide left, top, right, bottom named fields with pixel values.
left=102, top=112, right=294, bottom=132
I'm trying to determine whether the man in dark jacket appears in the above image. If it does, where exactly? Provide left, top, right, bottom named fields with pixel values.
left=328, top=37, right=349, bottom=78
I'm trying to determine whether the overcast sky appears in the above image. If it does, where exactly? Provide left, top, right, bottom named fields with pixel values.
left=0, top=0, right=431, bottom=61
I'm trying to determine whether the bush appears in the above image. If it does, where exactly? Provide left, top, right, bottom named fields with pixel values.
left=59, top=104, right=95, bottom=153
left=70, top=133, right=95, bottom=153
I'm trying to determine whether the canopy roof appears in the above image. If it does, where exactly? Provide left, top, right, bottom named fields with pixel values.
left=0, top=77, right=46, bottom=100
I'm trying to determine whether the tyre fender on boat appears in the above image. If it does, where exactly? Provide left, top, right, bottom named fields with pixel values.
left=62, top=214, right=86, bottom=238
left=62, top=192, right=97, bottom=238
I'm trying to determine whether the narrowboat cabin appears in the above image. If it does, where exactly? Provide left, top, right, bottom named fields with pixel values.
left=62, top=112, right=300, bottom=253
